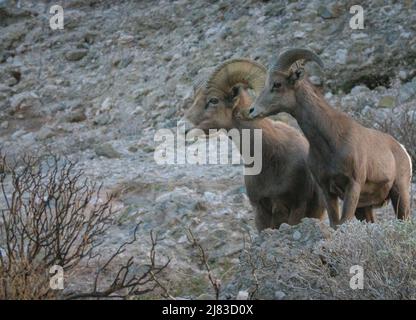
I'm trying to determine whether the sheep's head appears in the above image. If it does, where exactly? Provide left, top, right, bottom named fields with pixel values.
left=182, top=59, right=267, bottom=134
left=248, top=48, right=323, bottom=119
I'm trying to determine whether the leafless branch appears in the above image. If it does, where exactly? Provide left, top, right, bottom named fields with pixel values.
left=186, top=228, right=221, bottom=300
left=0, top=150, right=169, bottom=299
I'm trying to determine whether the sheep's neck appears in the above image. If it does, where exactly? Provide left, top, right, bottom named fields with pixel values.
left=229, top=117, right=274, bottom=158
left=291, top=82, right=342, bottom=157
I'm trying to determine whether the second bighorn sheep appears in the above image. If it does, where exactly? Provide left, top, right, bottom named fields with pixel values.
left=182, top=59, right=325, bottom=230
left=248, top=48, right=412, bottom=226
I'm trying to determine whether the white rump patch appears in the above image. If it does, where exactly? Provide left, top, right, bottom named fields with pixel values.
left=399, top=143, right=412, bottom=182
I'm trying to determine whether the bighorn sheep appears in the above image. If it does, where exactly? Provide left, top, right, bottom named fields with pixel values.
left=182, top=59, right=325, bottom=230
left=248, top=48, right=412, bottom=226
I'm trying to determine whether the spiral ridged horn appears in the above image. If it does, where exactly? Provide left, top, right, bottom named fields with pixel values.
left=205, top=59, right=267, bottom=98
left=271, top=48, right=324, bottom=73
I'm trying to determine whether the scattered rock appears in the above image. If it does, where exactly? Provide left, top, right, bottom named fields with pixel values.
left=11, top=128, right=25, bottom=139
left=335, top=49, right=348, bottom=65
left=0, top=121, right=9, bottom=129
left=399, top=79, right=416, bottom=103
left=9, top=91, right=40, bottom=113
left=93, top=113, right=112, bottom=126
left=294, top=31, right=305, bottom=39
left=63, top=108, right=87, bottom=123
left=236, top=290, right=249, bottom=300
left=0, top=83, right=13, bottom=100
left=36, top=127, right=55, bottom=140
left=154, top=187, right=204, bottom=225
left=95, top=143, right=121, bottom=159
left=84, top=31, right=99, bottom=44
left=317, top=5, right=333, bottom=19
left=128, top=145, right=138, bottom=153
left=292, top=230, right=302, bottom=241
left=377, top=96, right=395, bottom=108
left=143, top=145, right=155, bottom=153
left=350, top=85, right=370, bottom=95
left=100, top=97, right=113, bottom=112
left=65, top=49, right=88, bottom=61
left=399, top=70, right=408, bottom=81
left=20, top=131, right=36, bottom=144
left=274, top=291, right=286, bottom=300
left=118, top=34, right=135, bottom=45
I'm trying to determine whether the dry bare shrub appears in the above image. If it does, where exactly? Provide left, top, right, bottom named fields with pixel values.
left=0, top=152, right=169, bottom=299
left=186, top=229, right=221, bottom=300
left=289, top=220, right=416, bottom=299
left=220, top=219, right=333, bottom=300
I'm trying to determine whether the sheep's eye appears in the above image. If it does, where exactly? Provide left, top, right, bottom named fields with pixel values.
left=209, top=98, right=219, bottom=105
left=205, top=97, right=219, bottom=109
left=272, top=82, right=282, bottom=90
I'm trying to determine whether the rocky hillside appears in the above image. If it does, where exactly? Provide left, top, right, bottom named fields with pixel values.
left=0, top=0, right=415, bottom=299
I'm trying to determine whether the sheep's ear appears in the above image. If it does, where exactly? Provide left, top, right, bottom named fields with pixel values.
left=288, top=68, right=304, bottom=85
left=231, top=86, right=240, bottom=99
left=229, top=86, right=240, bottom=109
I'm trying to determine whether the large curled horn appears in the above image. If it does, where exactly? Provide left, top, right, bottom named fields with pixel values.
left=205, top=59, right=267, bottom=98
left=271, top=48, right=324, bottom=73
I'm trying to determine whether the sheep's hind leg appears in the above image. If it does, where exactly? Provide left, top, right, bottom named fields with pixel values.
left=389, top=181, right=411, bottom=220
left=355, top=206, right=375, bottom=223
left=339, top=180, right=361, bottom=225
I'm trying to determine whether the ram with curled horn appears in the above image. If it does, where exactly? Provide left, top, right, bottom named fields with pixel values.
left=248, top=48, right=412, bottom=226
left=181, top=59, right=326, bottom=230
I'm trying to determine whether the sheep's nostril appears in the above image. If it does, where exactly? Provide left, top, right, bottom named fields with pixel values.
left=249, top=107, right=255, bottom=115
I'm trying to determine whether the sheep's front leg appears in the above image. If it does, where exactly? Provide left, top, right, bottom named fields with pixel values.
left=339, top=181, right=361, bottom=225
left=288, top=202, right=307, bottom=225
left=271, top=202, right=290, bottom=229
left=323, top=191, right=340, bottom=228
left=253, top=202, right=272, bottom=231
